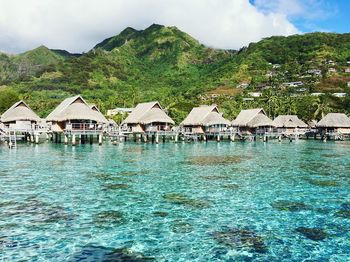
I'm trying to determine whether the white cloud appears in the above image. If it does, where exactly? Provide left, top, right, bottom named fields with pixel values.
left=0, top=0, right=299, bottom=54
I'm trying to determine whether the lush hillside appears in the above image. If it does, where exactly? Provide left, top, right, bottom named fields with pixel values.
left=0, top=45, right=65, bottom=84
left=0, top=24, right=350, bottom=122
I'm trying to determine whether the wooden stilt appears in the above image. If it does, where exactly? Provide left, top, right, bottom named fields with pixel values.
left=72, top=134, right=76, bottom=146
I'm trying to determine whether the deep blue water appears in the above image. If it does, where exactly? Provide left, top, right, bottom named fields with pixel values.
left=0, top=140, right=349, bottom=261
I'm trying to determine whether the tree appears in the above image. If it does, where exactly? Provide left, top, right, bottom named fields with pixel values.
left=312, top=96, right=333, bottom=120
left=0, top=88, right=19, bottom=114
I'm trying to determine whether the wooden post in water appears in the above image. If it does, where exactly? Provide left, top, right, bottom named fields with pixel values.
left=230, top=134, right=235, bottom=142
left=217, top=134, right=220, bottom=142
left=64, top=135, right=68, bottom=144
left=278, top=135, right=282, bottom=142
left=155, top=133, right=159, bottom=144
left=30, top=134, right=34, bottom=143
left=98, top=134, right=103, bottom=145
left=143, top=134, right=148, bottom=143
left=72, top=134, right=76, bottom=146
left=175, top=133, right=178, bottom=143
left=263, top=135, right=267, bottom=142
left=35, top=134, right=39, bottom=144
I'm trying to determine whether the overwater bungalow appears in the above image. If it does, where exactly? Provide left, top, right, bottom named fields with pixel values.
left=46, top=95, right=108, bottom=144
left=316, top=113, right=350, bottom=138
left=180, top=105, right=230, bottom=134
left=273, top=115, right=308, bottom=135
left=231, top=108, right=274, bottom=136
left=122, top=101, right=174, bottom=133
left=46, top=95, right=108, bottom=133
left=0, top=100, right=41, bottom=132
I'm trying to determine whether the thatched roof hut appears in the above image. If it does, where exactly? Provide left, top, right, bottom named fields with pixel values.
left=1, top=100, right=40, bottom=124
left=316, top=113, right=350, bottom=128
left=46, top=95, right=107, bottom=123
left=122, top=101, right=174, bottom=125
left=232, top=108, right=274, bottom=127
left=181, top=105, right=230, bottom=126
left=273, top=115, right=308, bottom=128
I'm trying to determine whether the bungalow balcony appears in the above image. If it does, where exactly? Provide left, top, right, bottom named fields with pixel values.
left=1, top=122, right=46, bottom=133
left=145, top=124, right=172, bottom=133
left=204, top=126, right=230, bottom=135
left=318, top=127, right=350, bottom=136
left=235, top=127, right=275, bottom=136
left=275, top=127, right=309, bottom=135
left=64, top=123, right=104, bottom=134
left=255, top=127, right=275, bottom=135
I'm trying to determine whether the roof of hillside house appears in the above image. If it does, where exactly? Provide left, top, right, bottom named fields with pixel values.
left=46, top=95, right=108, bottom=123
left=122, top=101, right=174, bottom=125
left=181, top=105, right=230, bottom=126
left=273, top=115, right=308, bottom=128
left=1, top=100, right=41, bottom=123
left=232, top=108, right=274, bottom=127
left=316, top=113, right=350, bottom=128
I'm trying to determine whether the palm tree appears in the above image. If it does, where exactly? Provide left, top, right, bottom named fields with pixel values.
left=312, top=96, right=332, bottom=120
left=261, top=89, right=278, bottom=118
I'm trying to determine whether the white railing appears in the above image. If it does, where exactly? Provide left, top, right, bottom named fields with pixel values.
left=145, top=126, right=171, bottom=132
left=65, top=123, right=104, bottom=134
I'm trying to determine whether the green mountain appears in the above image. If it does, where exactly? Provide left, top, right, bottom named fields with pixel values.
left=0, top=45, right=65, bottom=83
left=1, top=24, right=350, bottom=122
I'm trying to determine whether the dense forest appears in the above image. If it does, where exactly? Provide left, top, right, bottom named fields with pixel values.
left=1, top=24, right=350, bottom=123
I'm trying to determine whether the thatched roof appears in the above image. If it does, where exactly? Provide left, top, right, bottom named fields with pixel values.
left=46, top=95, right=108, bottom=123
left=1, top=100, right=40, bottom=123
left=316, top=113, right=350, bottom=128
left=232, top=108, right=274, bottom=127
left=181, top=105, right=230, bottom=126
left=273, top=115, right=308, bottom=128
left=122, top=101, right=174, bottom=125
left=90, top=104, right=108, bottom=123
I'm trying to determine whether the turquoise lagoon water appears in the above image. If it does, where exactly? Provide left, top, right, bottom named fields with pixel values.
left=0, top=141, right=349, bottom=261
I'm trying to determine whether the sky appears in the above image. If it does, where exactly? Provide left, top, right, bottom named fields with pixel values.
left=0, top=0, right=348, bottom=54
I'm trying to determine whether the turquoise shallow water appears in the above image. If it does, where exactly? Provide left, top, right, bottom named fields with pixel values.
left=0, top=141, right=349, bottom=261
